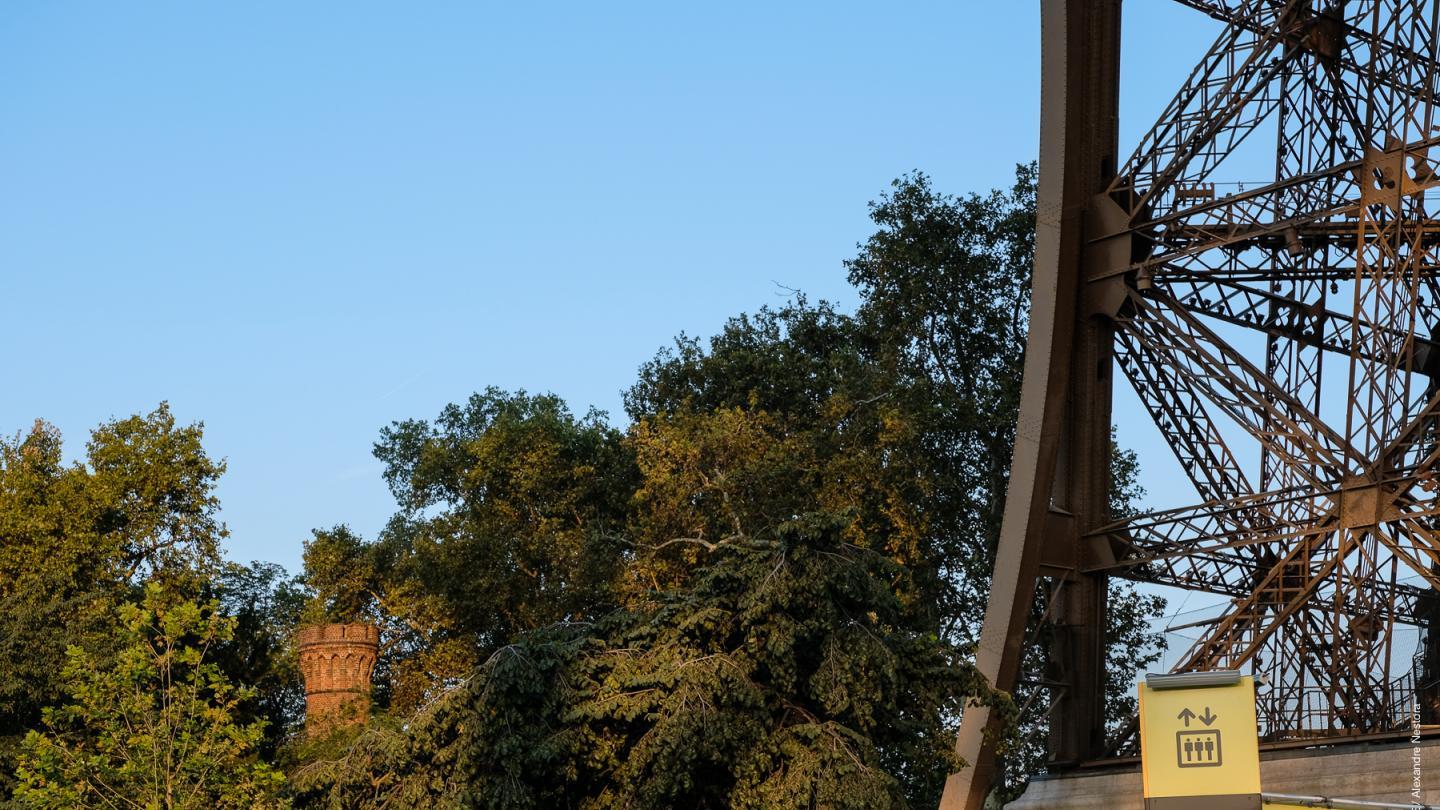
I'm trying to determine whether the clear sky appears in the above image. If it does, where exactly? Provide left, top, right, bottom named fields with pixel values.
left=1, top=2, right=1218, bottom=574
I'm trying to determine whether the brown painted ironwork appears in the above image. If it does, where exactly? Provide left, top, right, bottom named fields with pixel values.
left=942, top=1, right=1440, bottom=808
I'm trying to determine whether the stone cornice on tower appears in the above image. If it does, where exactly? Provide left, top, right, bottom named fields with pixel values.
left=297, top=622, right=379, bottom=735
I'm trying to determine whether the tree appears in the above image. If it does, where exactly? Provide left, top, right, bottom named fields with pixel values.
left=631, top=168, right=1165, bottom=798
left=844, top=168, right=1037, bottom=626
left=294, top=168, right=1164, bottom=804
left=211, top=562, right=308, bottom=759
left=624, top=301, right=945, bottom=621
left=291, top=516, right=994, bottom=810
left=294, top=371, right=990, bottom=808
left=847, top=169, right=1167, bottom=797
left=303, top=390, right=636, bottom=714
left=0, top=405, right=228, bottom=799
left=15, top=582, right=287, bottom=809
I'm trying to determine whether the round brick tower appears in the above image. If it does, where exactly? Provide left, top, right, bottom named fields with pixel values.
left=297, top=623, right=379, bottom=734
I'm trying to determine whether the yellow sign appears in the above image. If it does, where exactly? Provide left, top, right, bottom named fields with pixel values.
left=1138, top=672, right=1262, bottom=804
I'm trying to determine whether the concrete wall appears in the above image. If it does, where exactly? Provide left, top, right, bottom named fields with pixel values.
left=1008, top=738, right=1440, bottom=809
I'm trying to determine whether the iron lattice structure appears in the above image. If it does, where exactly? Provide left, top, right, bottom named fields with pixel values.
left=942, top=1, right=1440, bottom=808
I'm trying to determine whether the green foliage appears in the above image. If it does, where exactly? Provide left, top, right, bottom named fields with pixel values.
left=302, top=390, right=636, bottom=713
left=285, top=718, right=413, bottom=808
left=1104, top=582, right=1167, bottom=732
left=285, top=166, right=1166, bottom=807
left=15, top=582, right=286, bottom=809
left=298, top=526, right=375, bottom=626
left=0, top=170, right=1166, bottom=807
left=212, top=562, right=308, bottom=758
left=0, top=405, right=227, bottom=799
left=845, top=168, right=1037, bottom=625
left=84, top=406, right=227, bottom=583
left=624, top=303, right=943, bottom=621
left=293, top=517, right=991, bottom=810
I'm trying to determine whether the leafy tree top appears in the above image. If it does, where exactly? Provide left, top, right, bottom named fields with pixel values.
left=16, top=582, right=287, bottom=810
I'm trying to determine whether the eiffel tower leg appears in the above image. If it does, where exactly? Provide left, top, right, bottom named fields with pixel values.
left=939, top=1, right=1122, bottom=807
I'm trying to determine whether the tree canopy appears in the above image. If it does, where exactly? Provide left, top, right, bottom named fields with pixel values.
left=293, top=516, right=990, bottom=809
left=0, top=406, right=231, bottom=798
left=290, top=166, right=1165, bottom=806
left=1, top=168, right=1165, bottom=808
left=15, top=583, right=287, bottom=809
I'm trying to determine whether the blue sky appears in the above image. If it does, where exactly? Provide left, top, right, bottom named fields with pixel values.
left=1, top=2, right=1218, bottom=573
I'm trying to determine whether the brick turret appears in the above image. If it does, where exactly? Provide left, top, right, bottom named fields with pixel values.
left=297, top=623, right=379, bottom=734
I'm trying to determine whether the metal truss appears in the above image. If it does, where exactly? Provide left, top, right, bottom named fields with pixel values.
left=1108, top=0, right=1440, bottom=746
left=945, top=2, right=1440, bottom=807
left=1133, top=0, right=1440, bottom=740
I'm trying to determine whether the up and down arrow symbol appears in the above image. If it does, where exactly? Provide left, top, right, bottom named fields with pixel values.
left=1177, top=708, right=1196, bottom=727
left=1199, top=707, right=1218, bottom=726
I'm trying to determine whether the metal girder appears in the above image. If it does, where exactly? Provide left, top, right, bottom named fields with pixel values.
left=1172, top=520, right=1349, bottom=672
left=1175, top=0, right=1440, bottom=107
left=947, top=1, right=1440, bottom=806
left=1087, top=488, right=1440, bottom=626
left=1120, top=288, right=1359, bottom=476
left=1109, top=1, right=1295, bottom=218
left=939, top=2, right=1123, bottom=807
left=1125, top=549, right=1433, bottom=627
left=1160, top=273, right=1437, bottom=364
left=1115, top=326, right=1253, bottom=501
left=1105, top=134, right=1440, bottom=277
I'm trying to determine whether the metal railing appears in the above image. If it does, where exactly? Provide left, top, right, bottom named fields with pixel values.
left=1258, top=672, right=1423, bottom=740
